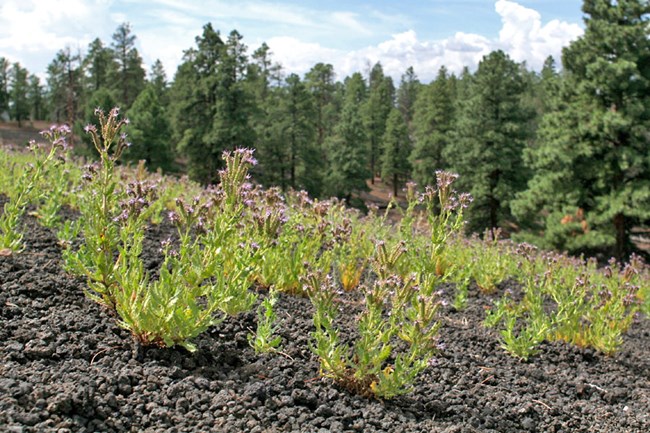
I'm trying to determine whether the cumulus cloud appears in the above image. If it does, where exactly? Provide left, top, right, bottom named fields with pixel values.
left=268, top=0, right=582, bottom=82
left=265, top=36, right=342, bottom=77
left=0, top=0, right=583, bottom=85
left=0, top=0, right=113, bottom=67
left=495, top=0, right=583, bottom=69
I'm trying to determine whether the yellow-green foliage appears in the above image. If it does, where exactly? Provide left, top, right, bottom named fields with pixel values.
left=1, top=115, right=649, bottom=396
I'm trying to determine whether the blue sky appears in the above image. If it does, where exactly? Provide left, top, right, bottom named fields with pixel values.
left=0, top=1, right=584, bottom=83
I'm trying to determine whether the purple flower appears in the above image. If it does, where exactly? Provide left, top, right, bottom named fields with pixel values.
left=113, top=209, right=129, bottom=223
left=57, top=124, right=71, bottom=135
left=435, top=170, right=459, bottom=190
left=622, top=293, right=640, bottom=307
left=458, top=193, right=473, bottom=209
left=168, top=211, right=180, bottom=225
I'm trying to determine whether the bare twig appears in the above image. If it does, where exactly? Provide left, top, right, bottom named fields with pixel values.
left=532, top=399, right=552, bottom=410
left=90, top=346, right=119, bottom=365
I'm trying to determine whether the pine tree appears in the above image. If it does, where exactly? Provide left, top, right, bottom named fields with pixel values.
left=410, top=66, right=455, bottom=188
left=84, top=38, right=114, bottom=93
left=0, top=57, right=9, bottom=118
left=305, top=63, right=337, bottom=149
left=364, top=62, right=394, bottom=182
left=446, top=50, right=533, bottom=233
left=325, top=72, right=370, bottom=201
left=125, top=85, right=174, bottom=172
left=208, top=30, right=255, bottom=159
left=9, top=63, right=29, bottom=127
left=381, top=108, right=412, bottom=197
left=396, top=66, right=421, bottom=128
left=46, top=48, right=83, bottom=127
left=538, top=56, right=561, bottom=114
left=247, top=42, right=284, bottom=187
left=247, top=42, right=282, bottom=103
left=108, top=23, right=145, bottom=109
left=169, top=23, right=224, bottom=183
left=148, top=59, right=168, bottom=102
left=513, top=0, right=650, bottom=260
left=27, top=75, right=45, bottom=121
left=169, top=26, right=256, bottom=184
left=282, top=73, right=318, bottom=194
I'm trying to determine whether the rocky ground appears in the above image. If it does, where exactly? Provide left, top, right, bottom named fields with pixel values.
left=1, top=212, right=649, bottom=433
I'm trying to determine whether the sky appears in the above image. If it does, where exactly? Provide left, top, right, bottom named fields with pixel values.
left=0, top=0, right=585, bottom=83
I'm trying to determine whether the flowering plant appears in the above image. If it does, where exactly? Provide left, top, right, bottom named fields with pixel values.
left=0, top=125, right=69, bottom=252
left=304, top=240, right=442, bottom=399
left=63, top=107, right=132, bottom=308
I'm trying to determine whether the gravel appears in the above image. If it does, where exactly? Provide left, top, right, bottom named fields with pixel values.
left=1, top=212, right=649, bottom=432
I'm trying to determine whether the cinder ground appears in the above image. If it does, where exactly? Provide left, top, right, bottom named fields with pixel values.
left=1, top=203, right=648, bottom=433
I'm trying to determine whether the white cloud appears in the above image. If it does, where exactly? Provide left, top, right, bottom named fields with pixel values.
left=265, top=1, right=583, bottom=82
left=0, top=0, right=111, bottom=54
left=0, top=0, right=115, bottom=80
left=495, top=0, right=582, bottom=69
left=266, top=36, right=342, bottom=78
left=0, top=0, right=583, bottom=85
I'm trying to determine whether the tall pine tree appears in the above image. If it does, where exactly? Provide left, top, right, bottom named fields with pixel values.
left=125, top=84, right=174, bottom=172
left=364, top=62, right=394, bottom=182
left=396, top=66, right=421, bottom=128
left=325, top=72, right=370, bottom=201
left=381, top=108, right=412, bottom=197
left=9, top=63, right=29, bottom=127
left=305, top=63, right=338, bottom=150
left=410, top=66, right=455, bottom=188
left=247, top=42, right=284, bottom=187
left=170, top=24, right=224, bottom=183
left=513, top=0, right=650, bottom=260
left=0, top=58, right=9, bottom=118
left=27, top=75, right=45, bottom=121
left=208, top=30, right=255, bottom=160
left=108, top=23, right=145, bottom=109
left=446, top=50, right=532, bottom=233
left=84, top=38, right=114, bottom=94
left=280, top=73, right=318, bottom=193
left=46, top=48, right=83, bottom=127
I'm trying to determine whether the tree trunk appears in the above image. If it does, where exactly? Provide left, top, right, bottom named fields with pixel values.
left=488, top=169, right=501, bottom=230
left=393, top=173, right=399, bottom=197
left=489, top=195, right=498, bottom=230
left=613, top=212, right=627, bottom=261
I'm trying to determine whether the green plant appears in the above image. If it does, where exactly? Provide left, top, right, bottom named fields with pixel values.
left=498, top=308, right=548, bottom=361
left=113, top=148, right=260, bottom=351
left=63, top=107, right=131, bottom=308
left=115, top=200, right=256, bottom=352
left=471, top=229, right=513, bottom=294
left=33, top=150, right=78, bottom=228
left=0, top=125, right=69, bottom=252
left=412, top=171, right=472, bottom=278
left=440, top=236, right=474, bottom=310
left=248, top=290, right=283, bottom=354
left=304, top=241, right=442, bottom=399
left=486, top=246, right=644, bottom=359
left=333, top=220, right=373, bottom=292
